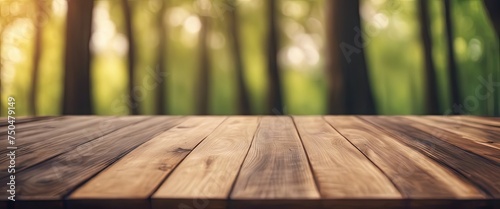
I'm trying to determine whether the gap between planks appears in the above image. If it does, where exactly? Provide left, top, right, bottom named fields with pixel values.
left=69, top=116, right=228, bottom=209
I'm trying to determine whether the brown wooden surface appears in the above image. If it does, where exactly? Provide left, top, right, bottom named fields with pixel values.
left=71, top=116, right=226, bottom=209
left=293, top=116, right=400, bottom=199
left=0, top=116, right=499, bottom=209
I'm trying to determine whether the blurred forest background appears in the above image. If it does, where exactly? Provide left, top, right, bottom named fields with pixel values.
left=0, top=0, right=499, bottom=116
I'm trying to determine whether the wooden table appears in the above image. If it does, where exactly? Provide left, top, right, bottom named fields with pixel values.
left=0, top=116, right=499, bottom=209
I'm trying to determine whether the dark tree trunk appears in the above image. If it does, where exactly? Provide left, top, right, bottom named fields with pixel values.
left=198, top=15, right=210, bottom=115
left=418, top=0, right=440, bottom=114
left=267, top=0, right=283, bottom=115
left=228, top=0, right=251, bottom=115
left=325, top=0, right=376, bottom=115
left=444, top=0, right=461, bottom=114
left=483, top=0, right=500, bottom=116
left=483, top=0, right=500, bottom=35
left=63, top=0, right=94, bottom=115
left=30, top=0, right=46, bottom=116
left=325, top=0, right=345, bottom=114
left=156, top=0, right=167, bottom=115
left=122, top=0, right=139, bottom=115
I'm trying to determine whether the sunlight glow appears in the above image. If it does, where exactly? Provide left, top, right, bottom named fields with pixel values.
left=7, top=46, right=22, bottom=62
left=1, top=17, right=33, bottom=91
left=373, top=13, right=389, bottom=29
left=111, top=34, right=129, bottom=56
left=169, top=7, right=190, bottom=27
left=287, top=46, right=305, bottom=65
left=90, top=2, right=127, bottom=55
left=282, top=1, right=308, bottom=18
left=52, top=0, right=67, bottom=17
left=468, top=38, right=483, bottom=61
left=183, top=15, right=201, bottom=34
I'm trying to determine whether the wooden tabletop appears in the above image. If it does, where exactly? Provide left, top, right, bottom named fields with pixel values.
left=0, top=116, right=499, bottom=209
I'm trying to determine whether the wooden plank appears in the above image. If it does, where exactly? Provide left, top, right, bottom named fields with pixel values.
left=360, top=116, right=500, bottom=199
left=0, top=116, right=60, bottom=139
left=0, top=116, right=55, bottom=126
left=292, top=116, right=401, bottom=199
left=404, top=116, right=500, bottom=163
left=325, top=116, right=486, bottom=209
left=0, top=116, right=184, bottom=209
left=230, top=116, right=319, bottom=208
left=418, top=116, right=500, bottom=149
left=458, top=116, right=500, bottom=127
left=0, top=116, right=145, bottom=178
left=152, top=117, right=259, bottom=209
left=0, top=116, right=102, bottom=145
left=450, top=116, right=500, bottom=130
left=68, top=116, right=227, bottom=209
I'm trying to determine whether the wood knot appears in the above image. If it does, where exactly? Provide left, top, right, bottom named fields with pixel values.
left=34, top=173, right=61, bottom=185
left=172, top=147, right=191, bottom=153
left=158, top=163, right=172, bottom=171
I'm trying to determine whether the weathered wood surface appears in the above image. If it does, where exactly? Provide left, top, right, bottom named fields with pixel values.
left=0, top=116, right=498, bottom=209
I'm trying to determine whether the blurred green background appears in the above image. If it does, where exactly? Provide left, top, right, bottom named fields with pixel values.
left=0, top=0, right=498, bottom=116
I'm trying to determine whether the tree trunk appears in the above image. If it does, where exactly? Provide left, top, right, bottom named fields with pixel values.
left=228, top=0, right=251, bottom=115
left=121, top=0, right=139, bottom=115
left=63, top=0, right=94, bottom=115
left=325, top=0, right=345, bottom=114
left=267, top=0, right=283, bottom=115
left=483, top=0, right=500, bottom=35
left=198, top=15, right=210, bottom=115
left=156, top=0, right=167, bottom=115
left=444, top=0, right=461, bottom=114
left=325, top=0, right=376, bottom=115
left=418, top=0, right=440, bottom=114
left=484, top=0, right=500, bottom=116
left=30, top=0, right=46, bottom=116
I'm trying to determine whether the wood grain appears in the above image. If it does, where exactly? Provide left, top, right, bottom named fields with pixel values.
left=0, top=116, right=102, bottom=147
left=152, top=117, right=259, bottom=209
left=457, top=116, right=500, bottom=127
left=0, top=116, right=54, bottom=126
left=0, top=117, right=183, bottom=209
left=450, top=116, right=500, bottom=130
left=69, top=117, right=226, bottom=209
left=293, top=116, right=401, bottom=199
left=416, top=116, right=500, bottom=150
left=324, top=116, right=485, bottom=209
left=1, top=116, right=499, bottom=209
left=0, top=116, right=61, bottom=138
left=404, top=116, right=500, bottom=163
left=230, top=116, right=320, bottom=200
left=0, top=116, right=144, bottom=178
left=361, top=116, right=500, bottom=198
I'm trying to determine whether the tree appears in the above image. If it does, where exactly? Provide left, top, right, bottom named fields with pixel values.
left=197, top=14, right=211, bottom=115
left=483, top=0, right=500, bottom=116
left=121, top=0, right=139, bottom=115
left=325, top=0, right=376, bottom=114
left=418, top=0, right=440, bottom=114
left=443, top=0, right=461, bottom=114
left=266, top=0, right=283, bottom=115
left=30, top=0, right=49, bottom=116
left=156, top=0, right=168, bottom=115
left=483, top=0, right=500, bottom=35
left=63, top=0, right=94, bottom=115
left=227, top=0, right=251, bottom=115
